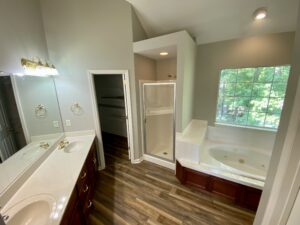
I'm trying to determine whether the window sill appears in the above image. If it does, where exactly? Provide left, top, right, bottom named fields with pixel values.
left=214, top=122, right=277, bottom=133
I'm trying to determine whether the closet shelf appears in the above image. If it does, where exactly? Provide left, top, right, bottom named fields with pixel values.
left=101, top=96, right=124, bottom=100
left=145, top=107, right=174, bottom=116
left=99, top=104, right=125, bottom=109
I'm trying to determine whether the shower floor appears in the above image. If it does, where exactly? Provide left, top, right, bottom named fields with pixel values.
left=149, top=144, right=173, bottom=161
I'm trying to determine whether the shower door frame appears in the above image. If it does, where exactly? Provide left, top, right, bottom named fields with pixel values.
left=142, top=81, right=176, bottom=163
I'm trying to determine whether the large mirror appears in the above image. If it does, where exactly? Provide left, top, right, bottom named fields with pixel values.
left=0, top=74, right=63, bottom=195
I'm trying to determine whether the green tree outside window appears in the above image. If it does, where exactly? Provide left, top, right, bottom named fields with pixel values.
left=216, top=65, right=290, bottom=129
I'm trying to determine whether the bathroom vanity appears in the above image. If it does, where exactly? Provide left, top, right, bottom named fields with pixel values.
left=60, top=137, right=98, bottom=225
left=0, top=133, right=98, bottom=225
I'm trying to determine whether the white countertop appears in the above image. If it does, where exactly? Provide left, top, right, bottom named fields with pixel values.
left=0, top=132, right=96, bottom=225
left=0, top=134, right=64, bottom=197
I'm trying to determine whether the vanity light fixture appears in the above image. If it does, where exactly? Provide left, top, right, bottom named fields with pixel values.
left=21, top=58, right=59, bottom=76
left=253, top=7, right=267, bottom=20
left=160, top=52, right=169, bottom=56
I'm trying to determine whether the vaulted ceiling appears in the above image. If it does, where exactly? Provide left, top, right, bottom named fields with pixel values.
left=126, top=0, right=299, bottom=44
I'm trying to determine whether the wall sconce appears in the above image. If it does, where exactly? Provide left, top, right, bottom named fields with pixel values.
left=21, top=58, right=59, bottom=77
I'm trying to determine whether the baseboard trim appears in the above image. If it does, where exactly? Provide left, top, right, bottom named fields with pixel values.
left=132, top=157, right=144, bottom=164
left=143, top=154, right=175, bottom=170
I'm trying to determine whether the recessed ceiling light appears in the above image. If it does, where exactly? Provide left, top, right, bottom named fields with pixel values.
left=253, top=7, right=267, bottom=20
left=160, top=52, right=169, bottom=56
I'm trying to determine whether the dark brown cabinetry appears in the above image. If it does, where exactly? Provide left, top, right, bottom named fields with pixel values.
left=61, top=141, right=98, bottom=225
left=176, top=161, right=262, bottom=211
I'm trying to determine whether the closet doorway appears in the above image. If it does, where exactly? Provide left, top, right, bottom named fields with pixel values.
left=0, top=76, right=26, bottom=162
left=88, top=70, right=134, bottom=169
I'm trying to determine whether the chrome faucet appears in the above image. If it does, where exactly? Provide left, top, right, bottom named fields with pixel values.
left=58, top=139, right=70, bottom=150
left=40, top=142, right=50, bottom=149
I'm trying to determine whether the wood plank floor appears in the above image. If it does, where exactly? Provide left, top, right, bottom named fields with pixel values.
left=88, top=136, right=255, bottom=225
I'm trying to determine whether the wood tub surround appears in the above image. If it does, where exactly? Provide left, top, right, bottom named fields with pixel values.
left=176, top=161, right=262, bottom=211
left=61, top=141, right=98, bottom=225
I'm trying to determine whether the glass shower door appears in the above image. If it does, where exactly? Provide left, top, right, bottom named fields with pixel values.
left=143, top=82, right=176, bottom=162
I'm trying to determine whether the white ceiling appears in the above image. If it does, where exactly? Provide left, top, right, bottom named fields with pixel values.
left=136, top=45, right=177, bottom=60
left=127, top=0, right=300, bottom=44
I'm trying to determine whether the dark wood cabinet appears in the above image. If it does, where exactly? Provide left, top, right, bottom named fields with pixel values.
left=176, top=161, right=262, bottom=211
left=61, top=140, right=98, bottom=225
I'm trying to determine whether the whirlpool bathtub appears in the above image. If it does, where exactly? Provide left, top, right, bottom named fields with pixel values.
left=196, top=141, right=271, bottom=189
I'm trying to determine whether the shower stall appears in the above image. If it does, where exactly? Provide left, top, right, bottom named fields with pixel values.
left=142, top=82, right=176, bottom=162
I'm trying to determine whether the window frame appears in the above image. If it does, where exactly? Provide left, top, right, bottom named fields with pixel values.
left=215, top=65, right=291, bottom=131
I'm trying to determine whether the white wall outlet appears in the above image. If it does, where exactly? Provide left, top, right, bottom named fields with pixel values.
left=65, top=120, right=72, bottom=127
left=53, top=121, right=60, bottom=128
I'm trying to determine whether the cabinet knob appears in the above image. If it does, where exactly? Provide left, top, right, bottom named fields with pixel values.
left=83, top=185, right=89, bottom=193
left=87, top=200, right=93, bottom=208
left=80, top=172, right=87, bottom=179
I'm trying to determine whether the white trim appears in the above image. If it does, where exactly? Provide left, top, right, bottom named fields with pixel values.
left=143, top=154, right=175, bottom=170
left=10, top=76, right=30, bottom=144
left=280, top=162, right=300, bottom=224
left=131, top=157, right=143, bottom=164
left=139, top=80, right=177, bottom=163
left=87, top=70, right=135, bottom=169
left=215, top=122, right=277, bottom=133
left=138, top=80, right=154, bottom=156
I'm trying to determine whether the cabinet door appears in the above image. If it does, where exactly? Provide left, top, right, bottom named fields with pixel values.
left=69, top=201, right=85, bottom=225
left=60, top=190, right=78, bottom=225
left=83, top=188, right=94, bottom=220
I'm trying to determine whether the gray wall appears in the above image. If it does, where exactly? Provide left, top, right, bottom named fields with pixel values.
left=15, top=76, right=63, bottom=137
left=41, top=0, right=142, bottom=159
left=254, top=9, right=300, bottom=225
left=0, top=0, right=63, bottom=138
left=134, top=54, right=156, bottom=81
left=193, top=32, right=295, bottom=125
left=0, top=0, right=48, bottom=74
left=131, top=7, right=147, bottom=42
left=181, top=35, right=197, bottom=129
left=156, top=58, right=177, bottom=80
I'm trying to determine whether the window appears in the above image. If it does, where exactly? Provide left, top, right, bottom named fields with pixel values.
left=216, top=66, right=290, bottom=130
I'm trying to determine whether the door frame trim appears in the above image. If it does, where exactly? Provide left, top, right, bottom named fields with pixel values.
left=9, top=75, right=30, bottom=143
left=87, top=70, right=135, bottom=169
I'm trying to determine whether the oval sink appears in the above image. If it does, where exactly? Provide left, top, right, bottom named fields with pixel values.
left=3, top=195, right=55, bottom=225
left=63, top=141, right=84, bottom=153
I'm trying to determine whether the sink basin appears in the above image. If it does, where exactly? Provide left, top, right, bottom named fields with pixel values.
left=3, top=195, right=56, bottom=225
left=63, top=141, right=84, bottom=153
